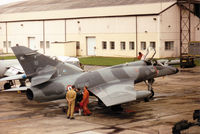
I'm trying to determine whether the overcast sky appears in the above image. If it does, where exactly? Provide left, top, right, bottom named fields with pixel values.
left=0, top=0, right=25, bottom=5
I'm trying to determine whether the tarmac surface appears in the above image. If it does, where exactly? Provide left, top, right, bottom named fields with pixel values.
left=0, top=66, right=200, bottom=134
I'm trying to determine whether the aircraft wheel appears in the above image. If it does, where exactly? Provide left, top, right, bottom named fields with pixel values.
left=145, top=90, right=154, bottom=102
left=4, top=83, right=11, bottom=90
left=149, top=90, right=154, bottom=99
left=144, top=97, right=150, bottom=102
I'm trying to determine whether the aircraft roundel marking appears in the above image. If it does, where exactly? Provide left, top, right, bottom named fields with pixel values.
left=66, top=85, right=72, bottom=91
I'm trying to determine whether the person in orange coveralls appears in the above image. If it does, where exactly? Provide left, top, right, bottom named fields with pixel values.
left=80, top=86, right=92, bottom=116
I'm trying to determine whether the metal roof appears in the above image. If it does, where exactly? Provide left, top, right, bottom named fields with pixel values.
left=0, top=0, right=176, bottom=14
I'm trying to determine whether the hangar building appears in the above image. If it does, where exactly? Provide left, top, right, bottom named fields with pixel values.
left=0, top=0, right=200, bottom=58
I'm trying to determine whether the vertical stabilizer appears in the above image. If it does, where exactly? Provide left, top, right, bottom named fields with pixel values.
left=12, top=46, right=82, bottom=77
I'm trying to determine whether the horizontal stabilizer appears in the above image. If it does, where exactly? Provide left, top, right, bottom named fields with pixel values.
left=31, top=65, right=57, bottom=86
left=0, top=74, right=27, bottom=82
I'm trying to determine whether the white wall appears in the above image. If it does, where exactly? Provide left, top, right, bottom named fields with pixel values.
left=0, top=23, right=6, bottom=52
left=0, top=15, right=160, bottom=57
left=45, top=20, right=65, bottom=42
left=66, top=16, right=160, bottom=57
left=66, top=17, right=137, bottom=57
left=66, top=17, right=136, bottom=34
left=159, top=4, right=180, bottom=58
left=0, top=21, right=43, bottom=53
left=191, top=14, right=200, bottom=41
left=0, top=20, right=66, bottom=54
left=137, top=16, right=159, bottom=58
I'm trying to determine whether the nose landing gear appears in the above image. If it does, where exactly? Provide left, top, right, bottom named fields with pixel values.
left=144, top=78, right=155, bottom=101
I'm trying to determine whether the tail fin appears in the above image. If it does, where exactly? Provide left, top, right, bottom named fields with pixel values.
left=11, top=46, right=83, bottom=77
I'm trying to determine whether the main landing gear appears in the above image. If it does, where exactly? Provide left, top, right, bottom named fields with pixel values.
left=4, top=81, right=13, bottom=90
left=111, top=105, right=123, bottom=112
left=3, top=79, right=26, bottom=90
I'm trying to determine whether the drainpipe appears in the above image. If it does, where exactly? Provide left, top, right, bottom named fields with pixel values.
left=6, top=22, right=8, bottom=53
left=65, top=19, right=67, bottom=42
left=43, top=20, right=45, bottom=54
left=136, top=16, right=138, bottom=57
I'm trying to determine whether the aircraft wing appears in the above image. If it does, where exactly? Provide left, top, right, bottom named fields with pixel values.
left=90, top=81, right=151, bottom=107
left=1, top=86, right=28, bottom=92
left=0, top=74, right=27, bottom=82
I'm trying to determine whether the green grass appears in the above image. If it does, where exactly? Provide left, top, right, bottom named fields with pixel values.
left=195, top=58, right=200, bottom=66
left=0, top=56, right=16, bottom=60
left=2, top=55, right=199, bottom=66
left=79, top=56, right=137, bottom=66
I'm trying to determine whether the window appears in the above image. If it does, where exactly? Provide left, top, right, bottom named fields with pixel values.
left=120, top=42, right=126, bottom=50
left=129, top=42, right=134, bottom=50
left=110, top=41, right=115, bottom=50
left=141, top=42, right=146, bottom=50
left=3, top=41, right=11, bottom=48
left=46, top=41, right=50, bottom=49
left=150, top=42, right=156, bottom=49
left=40, top=41, right=44, bottom=49
left=76, top=42, right=80, bottom=49
left=3, top=41, right=6, bottom=48
left=102, top=41, right=107, bottom=49
left=165, top=41, right=174, bottom=50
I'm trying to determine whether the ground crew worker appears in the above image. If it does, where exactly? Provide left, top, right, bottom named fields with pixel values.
left=74, top=88, right=83, bottom=113
left=66, top=85, right=76, bottom=119
left=137, top=52, right=143, bottom=60
left=80, top=86, right=92, bottom=116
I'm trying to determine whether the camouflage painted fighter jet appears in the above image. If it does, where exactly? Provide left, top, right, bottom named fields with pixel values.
left=10, top=46, right=178, bottom=107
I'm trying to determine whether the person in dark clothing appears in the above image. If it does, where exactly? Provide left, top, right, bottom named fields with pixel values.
left=74, top=88, right=83, bottom=113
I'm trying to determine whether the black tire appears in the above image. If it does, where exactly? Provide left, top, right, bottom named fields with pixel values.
left=149, top=90, right=154, bottom=99
left=111, top=105, right=123, bottom=112
left=144, top=98, right=150, bottom=102
left=4, top=83, right=11, bottom=90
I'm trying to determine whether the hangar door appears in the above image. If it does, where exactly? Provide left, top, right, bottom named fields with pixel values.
left=87, top=37, right=96, bottom=56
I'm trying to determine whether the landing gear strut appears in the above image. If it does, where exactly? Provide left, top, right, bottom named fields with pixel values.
left=145, top=78, right=155, bottom=100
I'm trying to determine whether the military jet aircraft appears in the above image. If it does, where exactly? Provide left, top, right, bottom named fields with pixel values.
left=10, top=46, right=178, bottom=107
left=0, top=59, right=25, bottom=89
